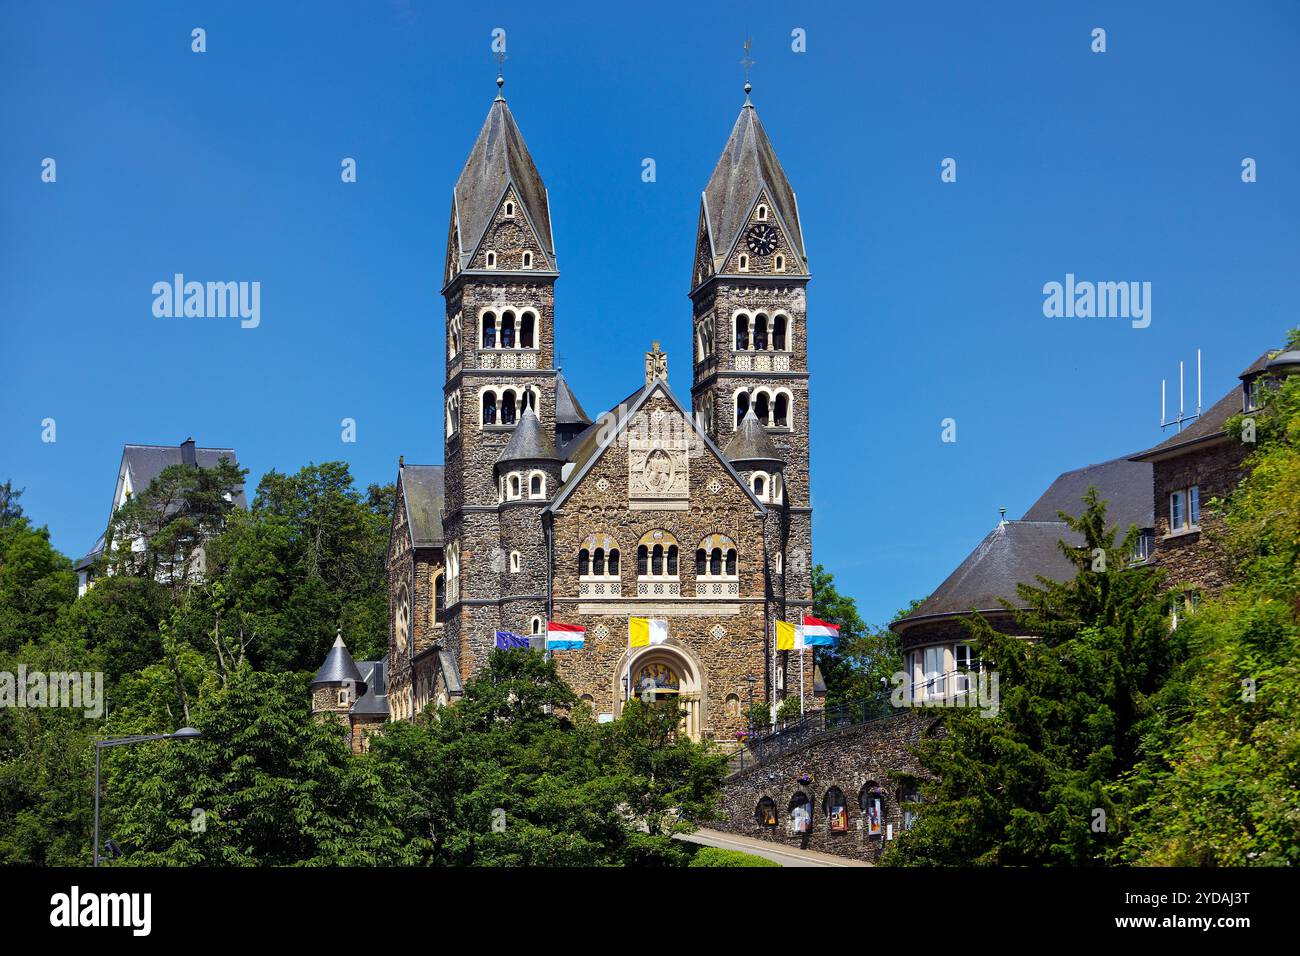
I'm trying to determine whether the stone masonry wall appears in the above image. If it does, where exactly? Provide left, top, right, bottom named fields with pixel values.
left=716, top=710, right=939, bottom=863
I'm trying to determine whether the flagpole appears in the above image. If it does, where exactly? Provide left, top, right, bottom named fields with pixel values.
left=800, top=643, right=805, bottom=716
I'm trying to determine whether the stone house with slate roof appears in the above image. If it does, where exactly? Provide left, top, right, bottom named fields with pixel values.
left=341, top=77, right=819, bottom=742
left=892, top=347, right=1300, bottom=698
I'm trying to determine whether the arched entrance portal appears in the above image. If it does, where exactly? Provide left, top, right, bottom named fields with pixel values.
left=618, top=646, right=702, bottom=740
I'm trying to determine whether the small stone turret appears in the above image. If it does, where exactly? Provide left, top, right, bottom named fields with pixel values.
left=310, top=630, right=366, bottom=726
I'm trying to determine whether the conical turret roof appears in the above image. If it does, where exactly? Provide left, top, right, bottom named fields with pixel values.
left=496, top=407, right=560, bottom=465
left=311, top=632, right=366, bottom=689
left=723, top=408, right=784, bottom=467
left=554, top=371, right=591, bottom=427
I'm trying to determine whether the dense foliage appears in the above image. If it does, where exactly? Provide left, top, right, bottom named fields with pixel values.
left=0, top=463, right=727, bottom=866
left=887, top=330, right=1300, bottom=866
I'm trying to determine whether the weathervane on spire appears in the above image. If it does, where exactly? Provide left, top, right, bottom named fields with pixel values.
left=740, top=37, right=755, bottom=100
left=494, top=47, right=508, bottom=99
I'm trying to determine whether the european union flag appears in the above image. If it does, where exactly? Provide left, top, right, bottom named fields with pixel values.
left=494, top=631, right=530, bottom=650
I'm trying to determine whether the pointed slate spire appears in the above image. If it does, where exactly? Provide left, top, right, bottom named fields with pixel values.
left=496, top=407, right=560, bottom=465
left=311, top=630, right=366, bottom=690
left=702, top=100, right=805, bottom=266
left=452, top=96, right=555, bottom=270
left=554, top=371, right=591, bottom=428
left=723, top=407, right=784, bottom=468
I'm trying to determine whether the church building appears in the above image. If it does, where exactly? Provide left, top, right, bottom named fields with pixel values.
left=367, top=73, right=818, bottom=743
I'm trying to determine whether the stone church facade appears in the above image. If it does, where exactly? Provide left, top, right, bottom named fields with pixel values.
left=368, top=78, right=817, bottom=743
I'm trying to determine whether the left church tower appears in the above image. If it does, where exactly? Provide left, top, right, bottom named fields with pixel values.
left=441, top=75, right=560, bottom=680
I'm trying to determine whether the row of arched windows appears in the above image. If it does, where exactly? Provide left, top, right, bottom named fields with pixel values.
left=480, top=309, right=538, bottom=349
left=736, top=388, right=792, bottom=428
left=734, top=312, right=789, bottom=352
left=481, top=386, right=538, bottom=425
left=578, top=533, right=738, bottom=580
left=755, top=784, right=919, bottom=833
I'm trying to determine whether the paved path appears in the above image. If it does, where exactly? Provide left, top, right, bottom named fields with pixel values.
left=677, top=828, right=871, bottom=867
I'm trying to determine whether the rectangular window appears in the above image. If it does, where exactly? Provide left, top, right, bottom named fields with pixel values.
left=1170, top=490, right=1185, bottom=531
left=1189, top=485, right=1200, bottom=527
left=923, top=647, right=945, bottom=698
left=1130, top=530, right=1153, bottom=562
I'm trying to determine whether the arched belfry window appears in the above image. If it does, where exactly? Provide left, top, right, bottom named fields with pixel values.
left=520, top=311, right=536, bottom=348
left=580, top=533, right=621, bottom=579
left=735, top=314, right=749, bottom=351
left=500, top=311, right=516, bottom=349
left=501, top=390, right=517, bottom=425
left=754, top=314, right=769, bottom=351
left=637, top=530, right=679, bottom=579
left=696, top=534, right=738, bottom=579
left=754, top=391, right=770, bottom=424
left=482, top=312, right=497, bottom=349
left=773, top=314, right=788, bottom=350
left=774, top=392, right=790, bottom=428
left=482, top=391, right=497, bottom=425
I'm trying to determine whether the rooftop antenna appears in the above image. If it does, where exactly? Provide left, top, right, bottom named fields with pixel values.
left=1160, top=348, right=1203, bottom=433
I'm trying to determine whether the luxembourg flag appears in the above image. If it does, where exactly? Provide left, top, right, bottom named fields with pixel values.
left=801, top=615, right=840, bottom=647
left=546, top=621, right=586, bottom=651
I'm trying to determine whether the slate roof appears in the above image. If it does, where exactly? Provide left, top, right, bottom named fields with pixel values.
left=1265, top=349, right=1300, bottom=374
left=702, top=101, right=806, bottom=267
left=74, top=533, right=106, bottom=572
left=121, top=443, right=247, bottom=508
left=894, top=520, right=1081, bottom=628
left=452, top=94, right=554, bottom=270
left=723, top=408, right=784, bottom=467
left=496, top=407, right=560, bottom=464
left=311, top=634, right=366, bottom=690
left=351, top=660, right=389, bottom=716
left=554, top=371, right=591, bottom=426
left=400, top=465, right=445, bottom=549
left=1022, top=456, right=1153, bottom=531
left=1130, top=386, right=1241, bottom=461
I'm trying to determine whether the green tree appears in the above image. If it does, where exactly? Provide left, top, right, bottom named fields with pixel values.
left=1122, top=336, right=1300, bottom=865
left=812, top=564, right=903, bottom=707
left=205, top=463, right=392, bottom=671
left=0, top=514, right=76, bottom=654
left=104, top=666, right=417, bottom=866
left=369, top=650, right=726, bottom=866
left=884, top=490, right=1171, bottom=866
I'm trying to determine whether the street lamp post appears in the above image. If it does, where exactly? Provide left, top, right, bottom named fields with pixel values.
left=93, top=727, right=202, bottom=867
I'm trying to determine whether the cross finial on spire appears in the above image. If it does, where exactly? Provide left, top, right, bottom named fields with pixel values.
left=494, top=49, right=508, bottom=100
left=740, top=37, right=755, bottom=103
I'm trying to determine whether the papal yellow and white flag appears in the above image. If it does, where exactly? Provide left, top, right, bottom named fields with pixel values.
left=629, top=617, right=669, bottom=648
left=775, top=619, right=804, bottom=651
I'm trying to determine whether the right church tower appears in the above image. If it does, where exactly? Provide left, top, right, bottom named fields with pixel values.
left=690, top=81, right=815, bottom=635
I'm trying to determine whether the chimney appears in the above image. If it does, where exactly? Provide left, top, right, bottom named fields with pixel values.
left=644, top=341, right=667, bottom=386
left=180, top=438, right=197, bottom=468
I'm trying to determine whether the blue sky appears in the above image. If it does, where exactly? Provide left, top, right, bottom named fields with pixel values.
left=2, top=0, right=1297, bottom=625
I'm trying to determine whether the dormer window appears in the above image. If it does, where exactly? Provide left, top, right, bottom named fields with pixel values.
left=1245, top=377, right=1263, bottom=412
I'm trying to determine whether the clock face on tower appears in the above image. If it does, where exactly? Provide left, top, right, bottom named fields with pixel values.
left=746, top=223, right=779, bottom=256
